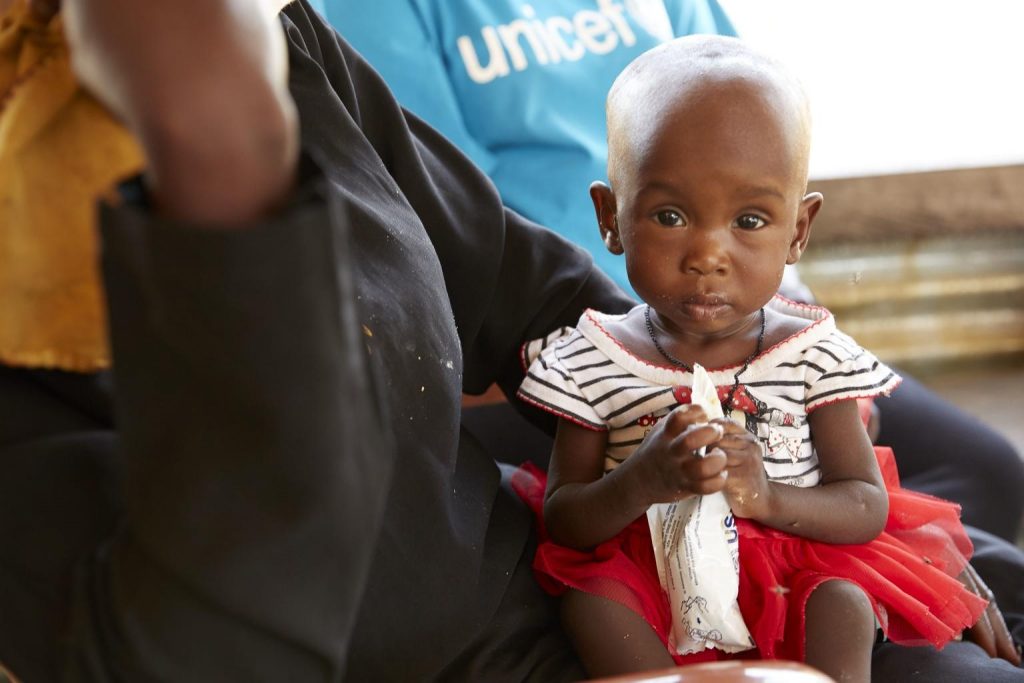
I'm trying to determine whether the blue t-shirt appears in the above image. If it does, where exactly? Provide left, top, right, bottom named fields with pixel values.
left=320, top=0, right=735, bottom=295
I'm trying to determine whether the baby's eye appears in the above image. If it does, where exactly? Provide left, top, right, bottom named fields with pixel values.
left=735, top=214, right=767, bottom=230
left=654, top=210, right=685, bottom=227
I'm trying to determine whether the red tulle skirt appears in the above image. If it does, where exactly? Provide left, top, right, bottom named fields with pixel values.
left=510, top=447, right=987, bottom=665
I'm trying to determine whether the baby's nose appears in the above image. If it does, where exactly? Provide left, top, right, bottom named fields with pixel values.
left=682, top=229, right=729, bottom=275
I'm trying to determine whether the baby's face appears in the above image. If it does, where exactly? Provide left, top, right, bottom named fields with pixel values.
left=609, top=78, right=815, bottom=339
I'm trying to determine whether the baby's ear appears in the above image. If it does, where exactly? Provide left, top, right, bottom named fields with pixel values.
left=590, top=181, right=623, bottom=255
left=787, top=192, right=822, bottom=264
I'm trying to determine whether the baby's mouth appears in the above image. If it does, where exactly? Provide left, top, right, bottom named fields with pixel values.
left=680, top=295, right=729, bottom=321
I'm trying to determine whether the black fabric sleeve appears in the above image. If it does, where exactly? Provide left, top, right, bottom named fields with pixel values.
left=65, top=160, right=394, bottom=680
left=282, top=1, right=634, bottom=426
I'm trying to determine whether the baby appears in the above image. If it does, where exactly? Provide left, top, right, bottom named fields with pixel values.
left=515, top=35, right=987, bottom=682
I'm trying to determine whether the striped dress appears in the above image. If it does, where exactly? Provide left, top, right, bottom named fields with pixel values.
left=512, top=296, right=987, bottom=663
left=519, top=296, right=901, bottom=487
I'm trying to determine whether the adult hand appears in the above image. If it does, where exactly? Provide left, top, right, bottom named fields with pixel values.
left=62, top=0, right=298, bottom=226
left=960, top=562, right=1022, bottom=665
left=623, top=404, right=729, bottom=505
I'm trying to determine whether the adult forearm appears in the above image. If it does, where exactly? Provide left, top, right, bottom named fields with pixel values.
left=64, top=0, right=298, bottom=225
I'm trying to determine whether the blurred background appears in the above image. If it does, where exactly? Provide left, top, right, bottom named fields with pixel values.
left=720, top=0, right=1024, bottom=472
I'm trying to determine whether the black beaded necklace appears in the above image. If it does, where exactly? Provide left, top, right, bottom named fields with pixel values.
left=644, top=305, right=766, bottom=414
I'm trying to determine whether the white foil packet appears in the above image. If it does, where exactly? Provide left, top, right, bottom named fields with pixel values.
left=646, top=363, right=755, bottom=655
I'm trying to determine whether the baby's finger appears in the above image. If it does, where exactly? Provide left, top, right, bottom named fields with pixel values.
left=672, top=421, right=725, bottom=456
left=710, top=417, right=747, bottom=436
left=685, top=450, right=729, bottom=495
left=661, top=404, right=709, bottom=438
left=718, top=433, right=764, bottom=465
left=690, top=475, right=728, bottom=496
left=684, top=456, right=724, bottom=493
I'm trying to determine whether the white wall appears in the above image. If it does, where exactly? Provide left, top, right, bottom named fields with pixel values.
left=719, top=0, right=1024, bottom=179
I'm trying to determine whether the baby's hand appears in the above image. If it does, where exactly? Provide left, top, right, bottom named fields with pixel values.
left=625, top=404, right=728, bottom=504
left=713, top=418, right=771, bottom=519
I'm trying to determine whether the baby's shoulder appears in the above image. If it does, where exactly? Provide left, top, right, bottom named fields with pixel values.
left=590, top=306, right=666, bottom=364
left=763, top=307, right=819, bottom=349
left=597, top=306, right=644, bottom=344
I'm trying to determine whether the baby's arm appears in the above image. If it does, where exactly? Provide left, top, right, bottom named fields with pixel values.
left=544, top=405, right=729, bottom=549
left=718, top=399, right=888, bottom=544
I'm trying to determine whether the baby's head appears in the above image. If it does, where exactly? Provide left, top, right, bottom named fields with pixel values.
left=592, top=35, right=822, bottom=327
